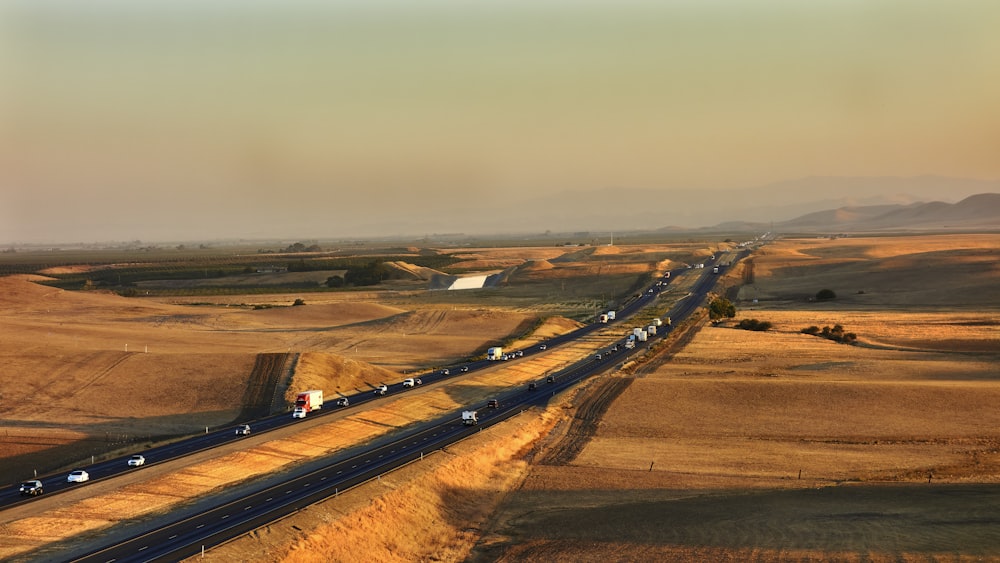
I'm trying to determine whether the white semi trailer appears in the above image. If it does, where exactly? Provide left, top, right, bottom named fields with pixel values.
left=462, top=410, right=479, bottom=426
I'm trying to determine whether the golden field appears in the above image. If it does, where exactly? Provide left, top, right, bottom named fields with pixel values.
left=2, top=234, right=999, bottom=562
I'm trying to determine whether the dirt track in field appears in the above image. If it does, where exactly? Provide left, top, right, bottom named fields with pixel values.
left=539, top=376, right=633, bottom=466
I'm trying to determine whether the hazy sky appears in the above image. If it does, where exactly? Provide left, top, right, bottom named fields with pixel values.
left=2, top=0, right=999, bottom=243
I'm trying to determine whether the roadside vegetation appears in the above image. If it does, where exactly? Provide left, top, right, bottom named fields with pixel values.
left=801, top=323, right=858, bottom=344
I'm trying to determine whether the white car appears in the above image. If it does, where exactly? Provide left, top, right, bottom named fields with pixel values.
left=292, top=407, right=307, bottom=418
left=375, top=385, right=387, bottom=396
left=336, top=397, right=349, bottom=407
left=403, top=378, right=416, bottom=387
left=127, top=455, right=145, bottom=467
left=235, top=424, right=251, bottom=436
left=67, top=470, right=89, bottom=483
left=539, top=344, right=547, bottom=350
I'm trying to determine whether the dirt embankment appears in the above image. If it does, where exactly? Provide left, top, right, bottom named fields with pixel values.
left=193, top=409, right=563, bottom=563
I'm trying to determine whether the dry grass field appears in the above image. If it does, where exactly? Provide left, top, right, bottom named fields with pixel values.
left=469, top=234, right=1000, bottom=562
left=4, top=234, right=999, bottom=562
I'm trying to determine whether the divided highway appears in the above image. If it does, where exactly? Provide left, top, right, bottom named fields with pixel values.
left=6, top=249, right=749, bottom=562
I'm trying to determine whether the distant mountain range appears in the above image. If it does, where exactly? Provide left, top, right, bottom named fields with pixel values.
left=708, top=192, right=1000, bottom=232
left=499, top=175, right=1000, bottom=235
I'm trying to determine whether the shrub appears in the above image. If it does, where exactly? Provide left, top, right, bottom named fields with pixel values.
left=801, top=324, right=857, bottom=345
left=737, top=319, right=772, bottom=331
left=293, top=298, right=306, bottom=306
left=816, top=288, right=837, bottom=300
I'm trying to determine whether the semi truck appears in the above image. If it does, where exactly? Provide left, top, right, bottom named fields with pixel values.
left=647, top=325, right=657, bottom=335
left=294, top=390, right=324, bottom=415
left=487, top=347, right=503, bottom=361
left=607, top=310, right=616, bottom=320
left=462, top=410, right=479, bottom=426
left=637, top=330, right=648, bottom=342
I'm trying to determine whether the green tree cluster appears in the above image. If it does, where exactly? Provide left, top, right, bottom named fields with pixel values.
left=344, top=260, right=389, bottom=286
left=708, top=297, right=736, bottom=321
left=801, top=324, right=857, bottom=344
left=816, top=288, right=837, bottom=300
left=736, top=318, right=772, bottom=331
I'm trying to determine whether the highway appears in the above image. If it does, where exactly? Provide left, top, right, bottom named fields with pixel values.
left=7, top=248, right=749, bottom=561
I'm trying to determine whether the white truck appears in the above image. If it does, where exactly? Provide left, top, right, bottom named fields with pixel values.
left=487, top=347, right=503, bottom=361
left=607, top=310, right=616, bottom=321
left=599, top=314, right=609, bottom=323
left=647, top=325, right=657, bottom=336
left=713, top=266, right=720, bottom=274
left=652, top=318, right=663, bottom=327
left=637, top=330, right=648, bottom=342
left=462, top=410, right=479, bottom=426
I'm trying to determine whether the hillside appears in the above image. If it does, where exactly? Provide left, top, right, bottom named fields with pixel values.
left=710, top=192, right=1000, bottom=232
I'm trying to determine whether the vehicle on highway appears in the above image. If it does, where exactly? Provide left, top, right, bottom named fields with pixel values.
left=235, top=424, right=251, bottom=436
left=67, top=470, right=89, bottom=483
left=487, top=399, right=499, bottom=408
left=546, top=376, right=555, bottom=384
left=336, top=397, right=349, bottom=407
left=595, top=353, right=602, bottom=361
left=292, top=408, right=307, bottom=419
left=19, top=480, right=43, bottom=496
left=539, top=344, right=547, bottom=350
left=375, top=385, right=388, bottom=396
left=516, top=350, right=524, bottom=357
left=528, top=382, right=537, bottom=391
left=460, top=366, right=469, bottom=372
left=127, top=455, right=145, bottom=467
left=403, top=378, right=418, bottom=387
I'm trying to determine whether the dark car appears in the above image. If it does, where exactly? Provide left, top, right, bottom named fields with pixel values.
left=528, top=382, right=537, bottom=391
left=546, top=376, right=555, bottom=383
left=19, top=480, right=43, bottom=496
left=487, top=399, right=499, bottom=408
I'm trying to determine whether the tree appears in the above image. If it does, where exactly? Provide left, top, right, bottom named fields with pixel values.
left=709, top=297, right=736, bottom=321
left=816, top=288, right=837, bottom=301
left=292, top=298, right=306, bottom=306
left=326, top=275, right=344, bottom=288
left=344, top=260, right=389, bottom=286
